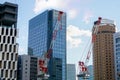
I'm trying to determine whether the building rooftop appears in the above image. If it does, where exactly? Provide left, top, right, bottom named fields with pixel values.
left=94, top=17, right=115, bottom=26
left=0, top=2, right=18, bottom=27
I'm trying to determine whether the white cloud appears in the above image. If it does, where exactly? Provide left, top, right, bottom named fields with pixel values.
left=83, top=10, right=93, bottom=24
left=68, top=9, right=78, bottom=19
left=34, top=0, right=80, bottom=19
left=34, top=0, right=67, bottom=13
left=67, top=25, right=91, bottom=48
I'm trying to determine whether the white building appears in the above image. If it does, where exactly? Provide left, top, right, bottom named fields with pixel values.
left=17, top=55, right=38, bottom=80
left=0, top=2, right=18, bottom=80
left=114, top=32, right=120, bottom=80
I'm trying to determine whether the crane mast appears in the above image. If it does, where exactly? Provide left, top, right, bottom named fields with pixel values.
left=77, top=17, right=102, bottom=80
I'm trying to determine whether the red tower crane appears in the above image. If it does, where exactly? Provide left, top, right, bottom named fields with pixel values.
left=37, top=11, right=63, bottom=80
left=77, top=17, right=102, bottom=80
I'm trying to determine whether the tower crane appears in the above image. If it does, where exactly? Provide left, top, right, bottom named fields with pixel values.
left=77, top=17, right=102, bottom=80
left=37, top=11, right=63, bottom=80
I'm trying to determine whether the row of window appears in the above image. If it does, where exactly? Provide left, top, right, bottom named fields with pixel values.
left=0, top=28, right=17, bottom=36
left=0, top=36, right=16, bottom=44
left=0, top=61, right=17, bottom=69
left=1, top=52, right=18, bottom=61
left=0, top=69, right=17, bottom=78
left=0, top=44, right=18, bottom=53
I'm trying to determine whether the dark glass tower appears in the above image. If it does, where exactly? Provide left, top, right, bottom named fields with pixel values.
left=28, top=10, right=66, bottom=80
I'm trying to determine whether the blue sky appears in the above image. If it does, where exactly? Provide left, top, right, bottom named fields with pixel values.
left=1, top=0, right=120, bottom=66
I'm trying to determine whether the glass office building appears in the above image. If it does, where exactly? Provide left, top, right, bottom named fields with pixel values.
left=28, top=9, right=66, bottom=80
left=67, top=64, right=76, bottom=80
left=114, top=32, right=120, bottom=80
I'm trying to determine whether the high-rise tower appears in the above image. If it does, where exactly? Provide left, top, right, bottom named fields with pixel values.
left=28, top=10, right=66, bottom=80
left=92, top=17, right=115, bottom=80
left=0, top=2, right=18, bottom=80
left=113, top=32, right=120, bottom=80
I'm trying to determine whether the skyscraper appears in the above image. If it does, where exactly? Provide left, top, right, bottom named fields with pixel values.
left=28, top=9, right=66, bottom=80
left=0, top=2, right=18, bottom=80
left=113, top=32, right=120, bottom=80
left=67, top=64, right=76, bottom=80
left=92, top=17, right=115, bottom=80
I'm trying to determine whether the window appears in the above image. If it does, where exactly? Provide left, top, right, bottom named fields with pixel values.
left=6, top=70, right=8, bottom=77
left=11, top=53, right=13, bottom=60
left=13, top=62, right=15, bottom=69
left=15, top=54, right=18, bottom=61
left=12, top=37, right=14, bottom=44
left=6, top=53, right=9, bottom=60
left=10, top=70, right=12, bottom=77
left=0, top=61, right=2, bottom=68
left=26, top=60, right=28, bottom=62
left=14, top=71, right=17, bottom=78
left=10, top=29, right=13, bottom=36
left=9, top=45, right=12, bottom=52
left=3, top=36, right=6, bottom=43
left=2, top=52, right=4, bottom=60
left=1, top=70, right=3, bottom=77
left=0, top=44, right=3, bottom=51
left=116, top=38, right=120, bottom=43
left=0, top=36, right=1, bottom=42
left=5, top=44, right=7, bottom=51
left=14, top=45, right=16, bottom=52
left=8, top=62, right=11, bottom=69
left=7, top=36, right=10, bottom=43
left=15, top=29, right=17, bottom=36
left=4, top=61, right=6, bottom=68
left=6, top=28, right=8, bottom=35
left=2, top=28, right=4, bottom=35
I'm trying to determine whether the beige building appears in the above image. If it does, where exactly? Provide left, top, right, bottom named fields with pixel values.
left=92, top=17, right=116, bottom=80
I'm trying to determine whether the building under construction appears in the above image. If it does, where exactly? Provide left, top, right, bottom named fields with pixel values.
left=92, top=17, right=116, bottom=80
left=77, top=17, right=116, bottom=80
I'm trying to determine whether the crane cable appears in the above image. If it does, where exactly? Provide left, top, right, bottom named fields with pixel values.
left=80, top=35, right=92, bottom=63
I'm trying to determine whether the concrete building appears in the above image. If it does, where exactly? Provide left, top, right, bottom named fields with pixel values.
left=0, top=2, right=18, bottom=80
left=92, top=17, right=115, bottom=80
left=67, top=64, right=76, bottom=80
left=28, top=9, right=66, bottom=80
left=113, top=32, right=120, bottom=80
left=17, top=55, right=38, bottom=80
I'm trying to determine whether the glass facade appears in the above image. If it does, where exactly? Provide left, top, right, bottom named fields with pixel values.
left=28, top=10, right=66, bottom=80
left=67, top=64, right=76, bottom=80
left=114, top=32, right=120, bottom=80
